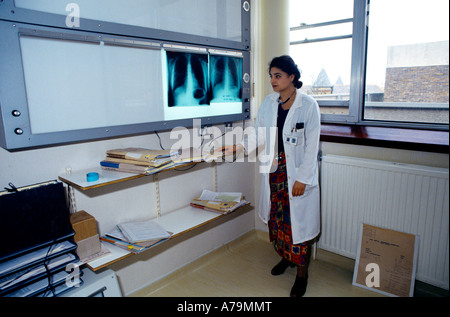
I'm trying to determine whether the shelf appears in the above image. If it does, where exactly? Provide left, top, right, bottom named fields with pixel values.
left=58, top=162, right=199, bottom=191
left=58, top=160, right=250, bottom=271
left=84, top=204, right=253, bottom=271
left=59, top=167, right=144, bottom=191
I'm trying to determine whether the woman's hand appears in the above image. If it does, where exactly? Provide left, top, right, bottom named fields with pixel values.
left=292, top=181, right=306, bottom=197
left=215, top=144, right=244, bottom=155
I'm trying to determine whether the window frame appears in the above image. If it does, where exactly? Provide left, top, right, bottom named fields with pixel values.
left=290, top=0, right=449, bottom=131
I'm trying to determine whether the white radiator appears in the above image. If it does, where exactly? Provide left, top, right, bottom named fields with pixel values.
left=319, top=155, right=449, bottom=290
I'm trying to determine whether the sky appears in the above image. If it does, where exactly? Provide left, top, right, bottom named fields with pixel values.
left=289, top=0, right=449, bottom=88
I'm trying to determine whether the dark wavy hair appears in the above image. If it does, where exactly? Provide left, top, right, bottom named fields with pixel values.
left=269, top=55, right=303, bottom=89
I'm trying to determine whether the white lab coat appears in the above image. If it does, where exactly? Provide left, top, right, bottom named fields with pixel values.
left=242, top=90, right=321, bottom=244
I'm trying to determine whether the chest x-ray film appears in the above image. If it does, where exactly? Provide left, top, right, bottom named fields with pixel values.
left=167, top=51, right=210, bottom=107
left=164, top=50, right=243, bottom=121
left=210, top=55, right=242, bottom=103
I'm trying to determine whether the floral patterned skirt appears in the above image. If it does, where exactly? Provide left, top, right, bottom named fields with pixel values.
left=268, top=152, right=309, bottom=266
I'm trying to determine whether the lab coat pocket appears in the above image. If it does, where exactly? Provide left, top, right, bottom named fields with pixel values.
left=292, top=183, right=312, bottom=201
left=292, top=129, right=305, bottom=168
left=285, top=129, right=304, bottom=147
left=293, top=129, right=304, bottom=146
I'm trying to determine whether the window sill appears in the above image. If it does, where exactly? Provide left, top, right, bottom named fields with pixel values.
left=320, top=123, right=449, bottom=153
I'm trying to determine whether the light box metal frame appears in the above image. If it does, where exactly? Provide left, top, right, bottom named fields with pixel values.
left=0, top=0, right=251, bottom=150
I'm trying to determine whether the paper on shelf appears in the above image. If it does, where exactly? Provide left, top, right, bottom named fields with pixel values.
left=106, top=148, right=178, bottom=163
left=0, top=253, right=77, bottom=290
left=191, top=198, right=250, bottom=214
left=199, top=189, right=242, bottom=202
left=0, top=241, right=76, bottom=277
left=117, top=220, right=171, bottom=243
left=171, top=147, right=225, bottom=163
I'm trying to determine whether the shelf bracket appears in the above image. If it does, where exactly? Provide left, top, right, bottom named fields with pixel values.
left=153, top=173, right=161, bottom=218
left=68, top=184, right=77, bottom=214
left=212, top=161, right=218, bottom=192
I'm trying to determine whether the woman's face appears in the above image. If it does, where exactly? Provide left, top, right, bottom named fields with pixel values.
left=270, top=67, right=294, bottom=93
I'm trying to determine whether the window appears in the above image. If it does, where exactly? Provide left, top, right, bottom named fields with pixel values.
left=290, top=0, right=449, bottom=129
left=364, top=0, right=449, bottom=125
left=290, top=0, right=354, bottom=116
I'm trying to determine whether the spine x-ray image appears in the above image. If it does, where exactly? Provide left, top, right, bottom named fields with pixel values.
left=167, top=51, right=209, bottom=107
left=209, top=55, right=242, bottom=103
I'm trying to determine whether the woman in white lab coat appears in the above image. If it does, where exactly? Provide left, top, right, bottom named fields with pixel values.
left=224, top=55, right=320, bottom=297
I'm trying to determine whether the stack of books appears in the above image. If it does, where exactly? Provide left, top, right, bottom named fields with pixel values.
left=100, top=220, right=172, bottom=253
left=100, top=147, right=184, bottom=175
left=190, top=190, right=250, bottom=214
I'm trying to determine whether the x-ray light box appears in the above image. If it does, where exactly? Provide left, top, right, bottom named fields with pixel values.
left=0, top=24, right=250, bottom=150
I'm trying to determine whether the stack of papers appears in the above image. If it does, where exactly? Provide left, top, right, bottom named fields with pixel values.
left=100, top=147, right=184, bottom=175
left=0, top=253, right=79, bottom=295
left=171, top=147, right=226, bottom=164
left=190, top=190, right=250, bottom=214
left=101, top=220, right=172, bottom=253
left=0, top=241, right=75, bottom=278
left=0, top=240, right=82, bottom=297
left=100, top=147, right=233, bottom=175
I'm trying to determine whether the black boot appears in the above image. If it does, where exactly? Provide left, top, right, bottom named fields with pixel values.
left=271, top=258, right=295, bottom=276
left=290, top=273, right=308, bottom=297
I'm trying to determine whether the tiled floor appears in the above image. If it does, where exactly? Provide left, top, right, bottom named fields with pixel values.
left=132, top=230, right=384, bottom=297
